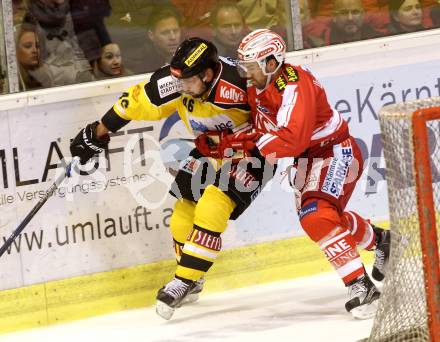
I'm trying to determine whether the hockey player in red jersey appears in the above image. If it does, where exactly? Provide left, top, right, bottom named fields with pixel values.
left=217, top=29, right=390, bottom=319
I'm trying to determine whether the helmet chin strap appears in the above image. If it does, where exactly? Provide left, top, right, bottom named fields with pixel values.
left=194, top=74, right=212, bottom=99
left=202, top=78, right=214, bottom=93
left=259, top=58, right=283, bottom=76
left=257, top=59, right=282, bottom=89
left=197, top=64, right=221, bottom=99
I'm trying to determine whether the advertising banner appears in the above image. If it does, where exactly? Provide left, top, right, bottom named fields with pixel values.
left=320, top=58, right=440, bottom=219
left=0, top=96, right=178, bottom=289
left=1, top=53, right=439, bottom=290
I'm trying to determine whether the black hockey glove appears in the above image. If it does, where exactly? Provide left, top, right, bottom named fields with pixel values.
left=70, top=121, right=110, bottom=164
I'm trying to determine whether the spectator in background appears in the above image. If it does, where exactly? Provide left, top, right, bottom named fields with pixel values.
left=237, top=0, right=286, bottom=31
left=142, top=5, right=182, bottom=72
left=300, top=0, right=312, bottom=22
left=431, top=1, right=440, bottom=27
left=378, top=0, right=436, bottom=9
left=210, top=2, right=247, bottom=58
left=171, top=0, right=217, bottom=28
left=92, top=43, right=133, bottom=80
left=15, top=23, right=44, bottom=90
left=387, top=0, right=426, bottom=33
left=321, top=0, right=383, bottom=45
left=13, top=0, right=28, bottom=26
left=103, top=0, right=174, bottom=74
left=310, top=0, right=380, bottom=17
left=23, top=0, right=94, bottom=87
left=301, top=0, right=329, bottom=47
left=308, top=0, right=392, bottom=36
left=70, top=0, right=112, bottom=64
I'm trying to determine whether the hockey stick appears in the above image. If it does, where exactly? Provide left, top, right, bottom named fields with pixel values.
left=0, top=157, right=80, bottom=258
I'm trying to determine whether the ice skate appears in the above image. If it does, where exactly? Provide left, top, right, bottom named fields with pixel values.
left=345, top=274, right=380, bottom=319
left=156, top=277, right=199, bottom=320
left=179, top=277, right=205, bottom=306
left=371, top=225, right=391, bottom=281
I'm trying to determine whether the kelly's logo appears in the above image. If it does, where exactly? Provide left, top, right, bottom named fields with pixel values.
left=215, top=79, right=247, bottom=105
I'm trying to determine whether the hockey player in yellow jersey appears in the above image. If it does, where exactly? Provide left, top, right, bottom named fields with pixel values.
left=70, top=38, right=276, bottom=320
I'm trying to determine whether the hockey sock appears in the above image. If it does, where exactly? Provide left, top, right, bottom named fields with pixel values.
left=300, top=198, right=365, bottom=285
left=342, top=211, right=376, bottom=251
left=175, top=185, right=236, bottom=281
left=170, top=199, right=196, bottom=262
left=177, top=226, right=222, bottom=281
left=320, top=227, right=365, bottom=284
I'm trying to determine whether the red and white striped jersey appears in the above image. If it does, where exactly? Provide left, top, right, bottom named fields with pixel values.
left=248, top=64, right=349, bottom=158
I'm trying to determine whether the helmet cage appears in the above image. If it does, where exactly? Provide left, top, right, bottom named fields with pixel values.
left=236, top=54, right=284, bottom=78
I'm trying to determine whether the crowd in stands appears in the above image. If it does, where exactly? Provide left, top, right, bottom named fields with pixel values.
left=302, top=0, right=438, bottom=47
left=2, top=0, right=439, bottom=93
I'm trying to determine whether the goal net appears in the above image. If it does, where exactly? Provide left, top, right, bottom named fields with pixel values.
left=365, top=98, right=440, bottom=342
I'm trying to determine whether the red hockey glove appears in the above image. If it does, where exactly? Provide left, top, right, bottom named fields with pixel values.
left=194, top=131, right=228, bottom=159
left=219, top=131, right=262, bottom=161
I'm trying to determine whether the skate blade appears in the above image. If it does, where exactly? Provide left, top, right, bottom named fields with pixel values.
left=350, top=300, right=378, bottom=320
left=179, top=293, right=200, bottom=306
left=156, top=301, right=175, bottom=320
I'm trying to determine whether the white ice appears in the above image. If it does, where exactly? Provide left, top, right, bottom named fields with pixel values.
left=1, top=272, right=376, bottom=342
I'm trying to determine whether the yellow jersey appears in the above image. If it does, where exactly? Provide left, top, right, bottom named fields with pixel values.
left=101, top=57, right=251, bottom=136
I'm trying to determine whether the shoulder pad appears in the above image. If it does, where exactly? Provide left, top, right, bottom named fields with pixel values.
left=207, top=59, right=249, bottom=110
left=300, top=65, right=313, bottom=74
left=145, top=65, right=181, bottom=105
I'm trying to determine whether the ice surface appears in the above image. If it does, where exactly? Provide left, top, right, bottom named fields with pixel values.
left=2, top=272, right=375, bottom=342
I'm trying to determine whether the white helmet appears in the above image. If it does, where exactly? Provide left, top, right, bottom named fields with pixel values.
left=237, top=29, right=286, bottom=76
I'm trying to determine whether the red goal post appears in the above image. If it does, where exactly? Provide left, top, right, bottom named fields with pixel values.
left=365, top=98, right=440, bottom=342
left=413, top=106, right=440, bottom=342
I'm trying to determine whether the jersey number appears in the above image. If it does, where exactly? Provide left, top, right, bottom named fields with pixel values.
left=119, top=92, right=129, bottom=109
left=183, top=98, right=194, bottom=112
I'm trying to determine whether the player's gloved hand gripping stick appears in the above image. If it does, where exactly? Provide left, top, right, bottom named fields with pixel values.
left=70, top=121, right=110, bottom=164
left=0, top=122, right=109, bottom=258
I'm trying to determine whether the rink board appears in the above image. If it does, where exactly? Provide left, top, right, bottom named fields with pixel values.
left=0, top=235, right=376, bottom=333
left=0, top=29, right=439, bottom=332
